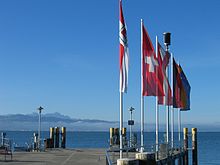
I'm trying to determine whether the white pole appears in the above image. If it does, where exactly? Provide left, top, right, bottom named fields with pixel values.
left=171, top=53, right=174, bottom=149
left=178, top=109, right=181, bottom=148
left=171, top=108, right=174, bottom=147
left=165, top=46, right=170, bottom=156
left=119, top=92, right=123, bottom=158
left=166, top=63, right=170, bottom=146
left=155, top=36, right=159, bottom=154
left=166, top=45, right=170, bottom=149
left=177, top=61, right=181, bottom=149
left=38, top=111, right=41, bottom=151
left=140, top=19, right=144, bottom=152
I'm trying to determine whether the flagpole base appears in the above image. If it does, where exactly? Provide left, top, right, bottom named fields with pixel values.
left=117, top=158, right=138, bottom=165
left=136, top=152, right=156, bottom=165
left=140, top=147, right=145, bottom=153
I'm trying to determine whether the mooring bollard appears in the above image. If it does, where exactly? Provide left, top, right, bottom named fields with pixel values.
left=50, top=127, right=55, bottom=148
left=183, top=128, right=188, bottom=165
left=55, top=127, right=60, bottom=148
left=114, top=128, right=119, bottom=145
left=33, top=132, right=38, bottom=151
left=61, top=127, right=66, bottom=148
left=192, top=128, right=198, bottom=165
left=110, top=128, right=114, bottom=146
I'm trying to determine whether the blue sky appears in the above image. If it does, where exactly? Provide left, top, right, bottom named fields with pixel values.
left=0, top=0, right=219, bottom=125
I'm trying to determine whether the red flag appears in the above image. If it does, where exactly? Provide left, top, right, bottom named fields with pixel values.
left=173, top=58, right=182, bottom=108
left=119, top=0, right=129, bottom=93
left=142, top=24, right=164, bottom=96
left=157, top=42, right=172, bottom=105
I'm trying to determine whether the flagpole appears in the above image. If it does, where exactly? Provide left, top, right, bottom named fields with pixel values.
left=171, top=53, right=174, bottom=149
left=165, top=53, right=170, bottom=147
left=119, top=0, right=123, bottom=158
left=178, top=108, right=181, bottom=148
left=155, top=36, right=159, bottom=155
left=140, top=19, right=144, bottom=152
left=119, top=92, right=123, bottom=158
left=178, top=110, right=180, bottom=145
left=177, top=61, right=181, bottom=149
left=163, top=32, right=171, bottom=149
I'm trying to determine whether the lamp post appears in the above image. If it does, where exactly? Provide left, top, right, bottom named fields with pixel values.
left=37, top=106, right=43, bottom=151
left=128, top=107, right=134, bottom=147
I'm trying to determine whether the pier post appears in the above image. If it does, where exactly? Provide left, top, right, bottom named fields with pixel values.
left=33, top=133, right=38, bottom=151
left=183, top=128, right=188, bottom=165
left=55, top=127, right=60, bottom=148
left=61, top=127, right=66, bottom=148
left=122, top=127, right=127, bottom=147
left=50, top=127, right=55, bottom=148
left=110, top=128, right=114, bottom=146
left=192, top=128, right=198, bottom=165
left=114, top=128, right=119, bottom=145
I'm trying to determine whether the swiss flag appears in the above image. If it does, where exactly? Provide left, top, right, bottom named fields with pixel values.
left=157, top=42, right=172, bottom=105
left=142, top=24, right=164, bottom=96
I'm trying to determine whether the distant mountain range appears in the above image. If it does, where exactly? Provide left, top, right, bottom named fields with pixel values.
left=0, top=113, right=219, bottom=132
left=0, top=112, right=117, bottom=131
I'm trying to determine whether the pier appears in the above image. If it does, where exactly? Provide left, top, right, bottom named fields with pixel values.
left=0, top=148, right=106, bottom=165
left=106, top=127, right=198, bottom=165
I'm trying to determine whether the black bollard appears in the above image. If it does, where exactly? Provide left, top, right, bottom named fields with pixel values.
left=192, top=128, right=198, bottom=165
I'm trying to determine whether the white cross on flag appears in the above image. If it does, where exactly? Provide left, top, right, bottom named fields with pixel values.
left=119, top=0, right=129, bottom=93
left=142, top=24, right=164, bottom=96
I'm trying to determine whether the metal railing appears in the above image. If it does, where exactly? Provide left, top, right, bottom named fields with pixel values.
left=1, top=138, right=12, bottom=151
left=106, top=144, right=156, bottom=165
left=106, top=142, right=185, bottom=165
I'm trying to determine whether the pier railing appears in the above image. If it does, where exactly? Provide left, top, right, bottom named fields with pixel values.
left=106, top=143, right=185, bottom=165
left=106, top=147, right=138, bottom=165
left=106, top=128, right=198, bottom=165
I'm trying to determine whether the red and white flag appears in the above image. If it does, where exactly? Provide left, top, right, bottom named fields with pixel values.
left=157, top=42, right=172, bottom=105
left=142, top=24, right=164, bottom=96
left=119, top=0, right=129, bottom=93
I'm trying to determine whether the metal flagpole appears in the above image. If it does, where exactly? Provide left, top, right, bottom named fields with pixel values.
left=171, top=53, right=174, bottom=149
left=166, top=101, right=170, bottom=146
left=177, top=61, right=181, bottom=149
left=178, top=109, right=181, bottom=148
left=120, top=92, right=123, bottom=159
left=155, top=36, right=159, bottom=154
left=140, top=19, right=144, bottom=152
left=119, top=92, right=123, bottom=158
left=171, top=108, right=174, bottom=148
left=38, top=110, right=41, bottom=151
left=130, top=108, right=132, bottom=147
left=163, top=32, right=171, bottom=148
left=165, top=55, right=170, bottom=147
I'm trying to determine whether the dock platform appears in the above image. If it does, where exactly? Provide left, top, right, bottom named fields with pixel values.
left=0, top=148, right=106, bottom=165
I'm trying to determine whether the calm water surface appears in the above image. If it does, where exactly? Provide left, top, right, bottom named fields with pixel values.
left=2, top=131, right=220, bottom=164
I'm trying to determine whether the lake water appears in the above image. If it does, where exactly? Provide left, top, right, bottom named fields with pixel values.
left=2, top=131, right=220, bottom=164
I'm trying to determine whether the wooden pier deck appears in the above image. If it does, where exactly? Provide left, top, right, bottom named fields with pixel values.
left=0, top=148, right=106, bottom=165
